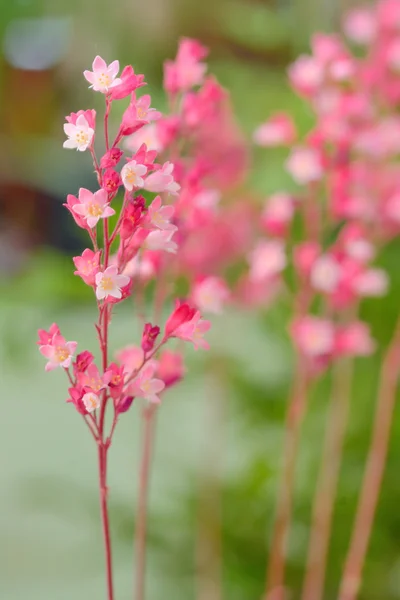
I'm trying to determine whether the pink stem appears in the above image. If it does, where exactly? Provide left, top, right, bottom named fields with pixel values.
left=264, top=359, right=309, bottom=599
left=338, top=318, right=400, bottom=600
left=98, top=443, right=114, bottom=600
left=134, top=404, right=157, bottom=600
left=301, top=357, right=353, bottom=600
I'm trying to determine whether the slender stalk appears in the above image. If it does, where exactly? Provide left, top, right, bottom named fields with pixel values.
left=195, top=360, right=225, bottom=600
left=301, top=357, right=353, bottom=600
left=338, top=318, right=400, bottom=600
left=98, top=443, right=114, bottom=600
left=264, top=359, right=309, bottom=599
left=134, top=404, right=157, bottom=600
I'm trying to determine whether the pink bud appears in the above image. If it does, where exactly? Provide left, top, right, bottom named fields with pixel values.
left=141, top=323, right=161, bottom=353
left=116, top=395, right=135, bottom=414
left=164, top=301, right=196, bottom=338
left=102, top=168, right=122, bottom=196
left=100, top=148, right=123, bottom=169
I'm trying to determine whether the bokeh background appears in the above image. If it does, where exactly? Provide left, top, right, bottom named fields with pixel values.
left=2, top=1, right=400, bottom=599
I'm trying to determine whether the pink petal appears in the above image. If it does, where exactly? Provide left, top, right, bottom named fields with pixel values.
left=66, top=341, right=77, bottom=354
left=96, top=286, right=107, bottom=300
left=76, top=114, right=89, bottom=128
left=116, top=274, right=130, bottom=287
left=93, top=55, right=107, bottom=71
left=63, top=139, right=78, bottom=149
left=83, top=70, right=95, bottom=84
left=79, top=188, right=94, bottom=203
left=63, top=123, right=76, bottom=136
left=39, top=345, right=54, bottom=359
left=87, top=216, right=99, bottom=228
left=45, top=361, right=58, bottom=372
left=102, top=206, right=116, bottom=218
left=108, top=60, right=120, bottom=77
left=111, top=288, right=122, bottom=299
left=93, top=188, right=108, bottom=205
left=105, top=265, right=118, bottom=277
left=71, top=204, right=87, bottom=216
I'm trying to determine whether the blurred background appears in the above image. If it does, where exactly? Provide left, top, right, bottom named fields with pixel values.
left=3, top=1, right=400, bottom=599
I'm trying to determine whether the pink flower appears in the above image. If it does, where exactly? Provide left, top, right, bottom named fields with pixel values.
left=156, top=350, right=185, bottom=388
left=164, top=301, right=197, bottom=338
left=147, top=195, right=175, bottom=230
left=310, top=254, right=341, bottom=294
left=83, top=56, right=122, bottom=93
left=191, top=276, right=230, bottom=314
left=63, top=114, right=94, bottom=151
left=65, top=109, right=96, bottom=129
left=37, top=323, right=60, bottom=346
left=343, top=8, right=376, bottom=44
left=39, top=334, right=77, bottom=372
left=288, top=55, right=324, bottom=97
left=120, top=94, right=162, bottom=136
left=82, top=392, right=101, bottom=413
left=107, top=363, right=125, bottom=400
left=131, top=364, right=165, bottom=404
left=173, top=311, right=211, bottom=350
left=253, top=113, right=296, bottom=147
left=100, top=148, right=123, bottom=169
left=109, top=65, right=145, bottom=100
left=261, top=193, right=294, bottom=237
left=285, top=147, right=324, bottom=184
left=72, top=188, right=115, bottom=229
left=121, top=160, right=147, bottom=191
left=78, top=363, right=112, bottom=393
left=248, top=240, right=286, bottom=281
left=352, top=269, right=389, bottom=298
left=73, top=249, right=101, bottom=286
left=143, top=228, right=178, bottom=253
left=116, top=345, right=144, bottom=375
left=291, top=316, right=335, bottom=359
left=95, top=266, right=130, bottom=300
left=144, top=162, right=180, bottom=194
left=141, top=323, right=160, bottom=353
left=67, top=385, right=88, bottom=415
left=335, top=322, right=375, bottom=357
left=124, top=124, right=162, bottom=153
left=164, top=38, right=208, bottom=94
left=73, top=351, right=94, bottom=376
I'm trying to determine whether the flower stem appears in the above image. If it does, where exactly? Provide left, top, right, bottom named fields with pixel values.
left=338, top=318, right=400, bottom=600
left=264, top=359, right=308, bottom=599
left=301, top=357, right=353, bottom=600
left=134, top=404, right=157, bottom=600
left=98, top=443, right=114, bottom=600
left=195, top=360, right=226, bottom=600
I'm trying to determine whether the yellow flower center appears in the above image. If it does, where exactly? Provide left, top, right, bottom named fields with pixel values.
left=124, top=168, right=137, bottom=187
left=55, top=346, right=69, bottom=363
left=88, top=395, right=98, bottom=409
left=88, top=203, right=103, bottom=217
left=75, top=130, right=89, bottom=145
left=137, top=107, right=147, bottom=120
left=100, top=276, right=114, bottom=292
left=98, top=72, right=112, bottom=87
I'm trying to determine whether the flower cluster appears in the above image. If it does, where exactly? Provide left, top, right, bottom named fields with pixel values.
left=250, top=1, right=400, bottom=375
left=39, top=54, right=212, bottom=423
